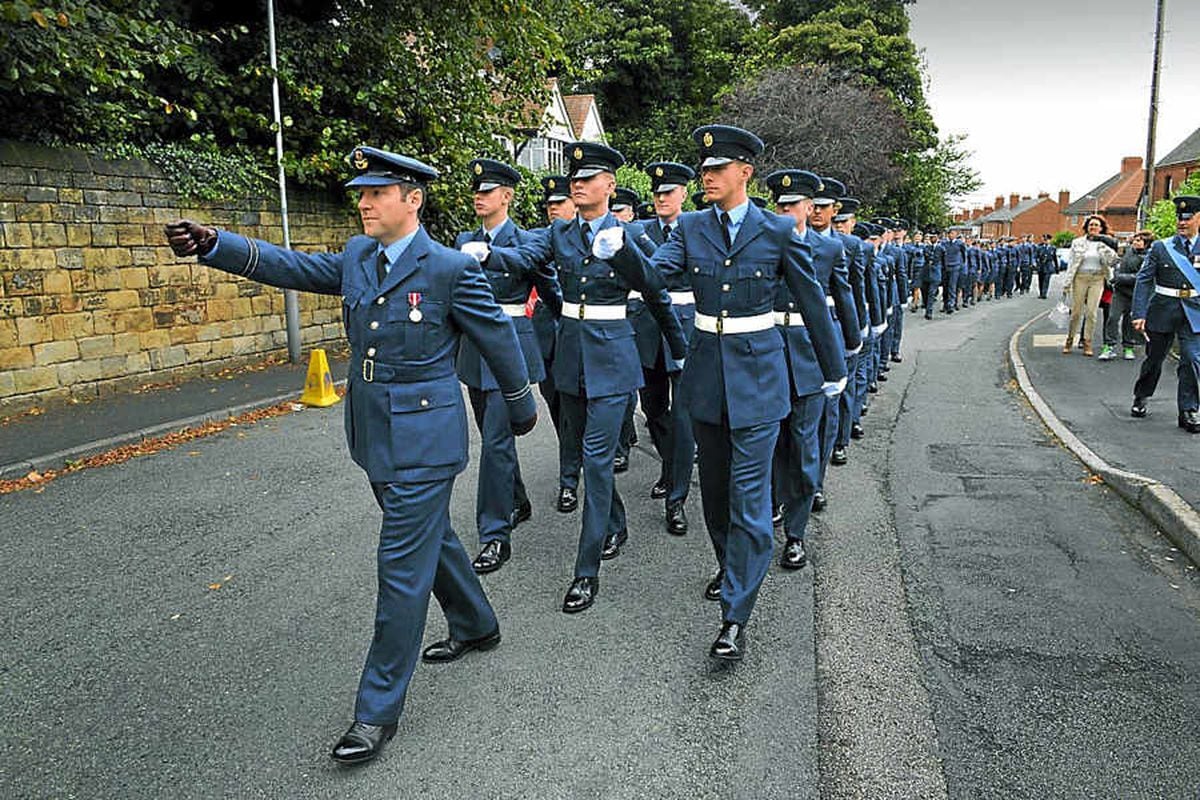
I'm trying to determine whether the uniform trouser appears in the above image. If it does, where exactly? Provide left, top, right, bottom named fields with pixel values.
left=854, top=330, right=875, bottom=408
left=836, top=352, right=860, bottom=447
left=694, top=416, right=779, bottom=626
left=775, top=392, right=824, bottom=543
left=640, top=353, right=696, bottom=504
left=558, top=382, right=585, bottom=491
left=1103, top=291, right=1136, bottom=348
left=356, top=479, right=496, bottom=725
left=468, top=387, right=527, bottom=546
left=1037, top=269, right=1054, bottom=298
left=890, top=300, right=904, bottom=355
left=1003, top=266, right=1016, bottom=297
left=559, top=392, right=628, bottom=578
left=922, top=280, right=938, bottom=314
left=942, top=269, right=959, bottom=310
left=816, top=389, right=838, bottom=494
left=1135, top=328, right=1200, bottom=411
left=617, top=393, right=637, bottom=459
left=538, top=357, right=561, bottom=437
left=1067, top=272, right=1106, bottom=346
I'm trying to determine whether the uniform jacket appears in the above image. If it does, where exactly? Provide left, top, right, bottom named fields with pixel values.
left=1132, top=236, right=1200, bottom=334
left=835, top=231, right=875, bottom=329
left=861, top=240, right=886, bottom=325
left=904, top=242, right=925, bottom=289
left=201, top=228, right=535, bottom=483
left=921, top=243, right=943, bottom=284
left=939, top=238, right=967, bottom=269
left=628, top=217, right=693, bottom=368
left=454, top=219, right=558, bottom=390
left=620, top=203, right=845, bottom=429
left=515, top=213, right=684, bottom=398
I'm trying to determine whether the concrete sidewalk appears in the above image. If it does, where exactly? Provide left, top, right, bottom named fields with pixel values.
left=0, top=349, right=350, bottom=480
left=1013, top=308, right=1200, bottom=565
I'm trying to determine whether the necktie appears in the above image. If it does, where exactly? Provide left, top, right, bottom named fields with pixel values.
left=720, top=212, right=732, bottom=249
left=376, top=252, right=388, bottom=284
left=581, top=222, right=593, bottom=249
left=483, top=231, right=492, bottom=244
left=662, top=223, right=672, bottom=240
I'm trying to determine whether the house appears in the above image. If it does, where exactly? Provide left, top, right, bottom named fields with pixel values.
left=1062, top=156, right=1145, bottom=235
left=963, top=191, right=1070, bottom=239
left=506, top=78, right=606, bottom=174
left=1152, top=126, right=1200, bottom=200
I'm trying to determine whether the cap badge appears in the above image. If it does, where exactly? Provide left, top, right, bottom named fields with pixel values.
left=702, top=132, right=714, bottom=148
left=473, top=163, right=483, bottom=175
left=547, top=179, right=555, bottom=189
left=817, top=180, right=825, bottom=192
left=573, top=147, right=583, bottom=160
left=655, top=167, right=663, bottom=177
left=781, top=175, right=791, bottom=188
left=353, top=149, right=368, bottom=170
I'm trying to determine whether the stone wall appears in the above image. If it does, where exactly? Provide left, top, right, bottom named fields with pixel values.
left=0, top=140, right=360, bottom=412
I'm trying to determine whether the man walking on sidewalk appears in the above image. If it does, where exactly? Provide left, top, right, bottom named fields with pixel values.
left=164, top=145, right=538, bottom=765
left=1131, top=196, right=1200, bottom=431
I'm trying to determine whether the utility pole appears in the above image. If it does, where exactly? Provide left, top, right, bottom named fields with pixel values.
left=267, top=0, right=302, bottom=363
left=1140, top=0, right=1166, bottom=228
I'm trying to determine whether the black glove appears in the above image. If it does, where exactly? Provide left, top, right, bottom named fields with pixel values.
left=511, top=411, right=537, bottom=437
left=164, top=219, right=218, bottom=258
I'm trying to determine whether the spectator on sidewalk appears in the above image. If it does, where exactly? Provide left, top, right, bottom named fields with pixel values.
left=1062, top=214, right=1118, bottom=357
left=1099, top=231, right=1152, bottom=361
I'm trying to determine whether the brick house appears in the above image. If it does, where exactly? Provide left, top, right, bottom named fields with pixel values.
left=972, top=191, right=1068, bottom=239
left=1152, top=126, right=1200, bottom=201
left=1062, top=156, right=1145, bottom=235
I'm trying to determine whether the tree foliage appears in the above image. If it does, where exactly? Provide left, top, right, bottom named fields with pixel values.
left=886, top=134, right=982, bottom=229
left=1147, top=172, right=1200, bottom=240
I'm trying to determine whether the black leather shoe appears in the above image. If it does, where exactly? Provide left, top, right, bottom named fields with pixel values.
left=877, top=373, right=888, bottom=382
left=650, top=478, right=669, bottom=500
left=704, top=569, right=724, bottom=601
left=859, top=403, right=869, bottom=416
left=613, top=453, right=629, bottom=473
left=780, top=538, right=807, bottom=570
left=1130, top=397, right=1147, bottom=418
left=709, top=622, right=745, bottom=662
left=510, top=500, right=532, bottom=528
left=331, top=721, right=398, bottom=764
left=890, top=354, right=902, bottom=363
left=868, top=382, right=879, bottom=394
left=850, top=422, right=865, bottom=439
left=562, top=576, right=599, bottom=613
left=924, top=312, right=933, bottom=320
left=811, top=492, right=827, bottom=513
left=600, top=528, right=628, bottom=560
left=666, top=500, right=688, bottom=535
left=772, top=504, right=785, bottom=527
left=557, top=486, right=578, bottom=513
left=1179, top=410, right=1200, bottom=433
left=421, top=627, right=501, bottom=663
left=830, top=446, right=848, bottom=465
left=471, top=540, right=511, bottom=574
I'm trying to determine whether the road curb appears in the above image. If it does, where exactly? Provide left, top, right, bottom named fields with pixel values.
left=1008, top=312, right=1200, bottom=566
left=0, top=379, right=347, bottom=482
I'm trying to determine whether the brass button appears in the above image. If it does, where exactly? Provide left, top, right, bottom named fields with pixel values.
left=583, top=257, right=591, bottom=265
left=369, top=321, right=380, bottom=330
left=721, top=309, right=729, bottom=317
left=755, top=270, right=763, bottom=277
left=366, top=347, right=376, bottom=357
left=722, top=283, right=730, bottom=292
left=580, top=276, right=587, bottom=283
left=608, top=271, right=614, bottom=278
left=724, top=259, right=732, bottom=267
left=788, top=302, right=795, bottom=309
left=694, top=267, right=700, bottom=273
left=376, top=296, right=386, bottom=305
left=503, top=272, right=510, bottom=277
left=419, top=398, right=429, bottom=407
left=580, top=293, right=587, bottom=301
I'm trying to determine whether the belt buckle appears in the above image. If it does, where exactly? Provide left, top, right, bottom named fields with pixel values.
left=716, top=316, right=724, bottom=335
left=1182, top=289, right=1193, bottom=298
left=782, top=312, right=790, bottom=327
left=362, top=358, right=375, bottom=382
left=578, top=303, right=586, bottom=320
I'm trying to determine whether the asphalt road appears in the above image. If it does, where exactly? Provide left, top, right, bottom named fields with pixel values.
left=3, top=282, right=1199, bottom=799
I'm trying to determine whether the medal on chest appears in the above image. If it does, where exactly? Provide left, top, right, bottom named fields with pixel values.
left=408, top=292, right=423, bottom=323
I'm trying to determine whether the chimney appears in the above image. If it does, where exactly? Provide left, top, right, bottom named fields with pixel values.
left=1058, top=190, right=1070, bottom=211
left=995, top=195, right=1005, bottom=209
left=1009, top=193, right=1020, bottom=209
left=1121, top=155, right=1143, bottom=174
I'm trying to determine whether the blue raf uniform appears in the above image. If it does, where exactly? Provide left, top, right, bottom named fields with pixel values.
left=611, top=126, right=846, bottom=661
left=1132, top=196, right=1200, bottom=429
left=514, top=141, right=686, bottom=614
left=1036, top=237, right=1057, bottom=298
left=939, top=232, right=967, bottom=311
left=167, top=146, right=537, bottom=764
left=920, top=233, right=943, bottom=317
left=636, top=161, right=699, bottom=535
left=832, top=197, right=874, bottom=451
left=455, top=158, right=561, bottom=574
left=614, top=184, right=654, bottom=470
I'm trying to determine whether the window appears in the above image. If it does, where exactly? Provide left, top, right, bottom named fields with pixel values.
left=517, top=137, right=566, bottom=172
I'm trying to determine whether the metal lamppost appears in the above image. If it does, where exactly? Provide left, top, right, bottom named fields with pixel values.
left=267, top=0, right=302, bottom=363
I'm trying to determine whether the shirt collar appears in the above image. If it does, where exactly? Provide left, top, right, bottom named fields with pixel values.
left=715, top=199, right=750, bottom=227
left=377, top=228, right=419, bottom=269
left=483, top=217, right=510, bottom=241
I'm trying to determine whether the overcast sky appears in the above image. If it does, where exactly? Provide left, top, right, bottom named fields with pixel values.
left=908, top=0, right=1200, bottom=211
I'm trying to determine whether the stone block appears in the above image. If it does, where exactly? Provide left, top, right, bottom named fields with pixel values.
left=105, top=289, right=141, bottom=311
left=33, top=339, right=80, bottom=364
left=15, top=203, right=52, bottom=222
left=14, top=365, right=58, bottom=393
left=116, top=224, right=145, bottom=246
left=65, top=224, right=91, bottom=247
left=18, top=249, right=56, bottom=270
left=58, top=188, right=83, bottom=204
left=58, top=359, right=103, bottom=386
left=130, top=247, right=156, bottom=266
left=0, top=370, right=14, bottom=398
left=55, top=248, right=84, bottom=269
left=49, top=312, right=94, bottom=340
left=5, top=271, right=43, bottom=295
left=78, top=334, right=115, bottom=360
left=0, top=345, right=34, bottom=369
left=93, top=268, right=123, bottom=292
left=113, top=308, right=153, bottom=332
left=138, top=329, right=170, bottom=350
left=121, top=268, right=150, bottom=290
left=3, top=222, right=33, bottom=247
left=42, top=270, right=73, bottom=295
left=29, top=222, right=66, bottom=246
left=0, top=319, right=15, bottom=348
left=149, top=344, right=187, bottom=370
left=98, top=355, right=127, bottom=379
left=90, top=224, right=119, bottom=246
left=113, top=332, right=141, bottom=355
left=16, top=315, right=50, bottom=345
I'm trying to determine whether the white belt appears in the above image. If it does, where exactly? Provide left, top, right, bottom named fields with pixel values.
left=694, top=311, right=775, bottom=335
left=825, top=295, right=836, bottom=307
left=561, top=301, right=626, bottom=320
left=628, top=290, right=696, bottom=305
left=773, top=311, right=806, bottom=327
left=1155, top=285, right=1197, bottom=298
left=499, top=303, right=527, bottom=317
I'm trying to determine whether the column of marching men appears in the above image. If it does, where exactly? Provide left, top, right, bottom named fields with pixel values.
left=163, top=126, right=1022, bottom=766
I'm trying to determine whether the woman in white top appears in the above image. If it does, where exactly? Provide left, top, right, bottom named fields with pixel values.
left=1062, top=215, right=1119, bottom=356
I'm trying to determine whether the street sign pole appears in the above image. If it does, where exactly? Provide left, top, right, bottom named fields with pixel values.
left=267, top=0, right=302, bottom=363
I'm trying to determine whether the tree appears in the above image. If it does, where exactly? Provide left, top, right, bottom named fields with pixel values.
left=1147, top=172, right=1200, bottom=240
left=886, top=133, right=981, bottom=229
left=720, top=64, right=912, bottom=205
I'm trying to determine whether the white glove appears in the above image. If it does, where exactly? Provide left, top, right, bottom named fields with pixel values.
left=822, top=377, right=848, bottom=398
left=860, top=326, right=869, bottom=340
left=460, top=241, right=490, bottom=263
left=592, top=227, right=625, bottom=260
left=847, top=344, right=862, bottom=356
left=871, top=323, right=888, bottom=336
left=885, top=307, right=893, bottom=317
